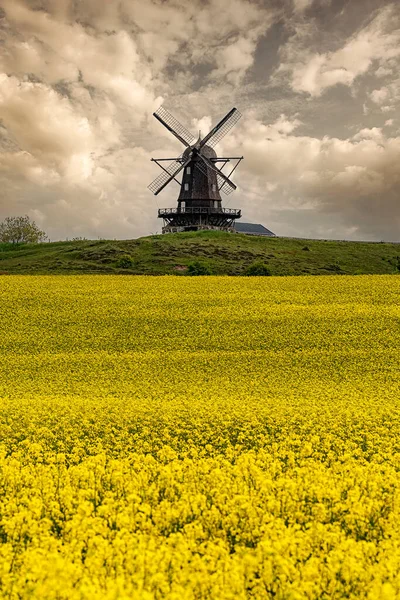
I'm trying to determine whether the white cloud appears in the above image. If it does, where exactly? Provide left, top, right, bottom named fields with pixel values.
left=375, top=64, right=395, bottom=78
left=0, top=1, right=160, bottom=115
left=292, top=0, right=314, bottom=14
left=0, top=75, right=94, bottom=168
left=191, top=116, right=213, bottom=140
left=370, top=87, right=389, bottom=104
left=352, top=127, right=383, bottom=142
left=211, top=37, right=259, bottom=85
left=369, top=79, right=400, bottom=112
left=278, top=5, right=400, bottom=97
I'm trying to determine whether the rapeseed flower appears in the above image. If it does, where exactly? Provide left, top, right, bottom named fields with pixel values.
left=0, top=275, right=399, bottom=598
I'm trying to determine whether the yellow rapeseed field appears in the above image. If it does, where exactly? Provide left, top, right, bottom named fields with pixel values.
left=0, top=274, right=400, bottom=599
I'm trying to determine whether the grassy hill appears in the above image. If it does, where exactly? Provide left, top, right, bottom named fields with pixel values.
left=0, top=230, right=399, bottom=276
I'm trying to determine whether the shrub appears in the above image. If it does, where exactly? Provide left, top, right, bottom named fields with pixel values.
left=244, top=262, right=271, bottom=276
left=116, top=255, right=134, bottom=269
left=187, top=261, right=212, bottom=276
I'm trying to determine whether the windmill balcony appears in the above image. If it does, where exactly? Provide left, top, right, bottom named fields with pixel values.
left=158, top=207, right=241, bottom=218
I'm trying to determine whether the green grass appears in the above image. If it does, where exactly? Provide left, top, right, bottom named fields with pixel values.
left=0, top=230, right=399, bottom=276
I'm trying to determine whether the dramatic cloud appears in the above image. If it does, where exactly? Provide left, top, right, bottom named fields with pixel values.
left=277, top=4, right=400, bottom=97
left=0, top=0, right=399, bottom=241
left=220, top=113, right=400, bottom=240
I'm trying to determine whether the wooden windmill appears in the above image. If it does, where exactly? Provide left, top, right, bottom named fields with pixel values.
left=148, top=106, right=243, bottom=233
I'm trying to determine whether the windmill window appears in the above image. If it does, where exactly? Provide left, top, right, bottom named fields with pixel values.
left=184, top=183, right=189, bottom=191
left=186, top=167, right=191, bottom=175
left=212, top=184, right=216, bottom=192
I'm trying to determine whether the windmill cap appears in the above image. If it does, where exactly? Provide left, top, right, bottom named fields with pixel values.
left=183, top=143, right=217, bottom=159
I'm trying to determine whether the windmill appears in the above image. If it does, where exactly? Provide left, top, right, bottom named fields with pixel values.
left=148, top=106, right=243, bottom=233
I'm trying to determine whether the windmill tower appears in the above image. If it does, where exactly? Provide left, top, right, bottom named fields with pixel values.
left=148, top=107, right=243, bottom=233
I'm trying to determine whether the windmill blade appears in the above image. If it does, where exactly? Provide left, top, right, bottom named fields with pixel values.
left=198, top=154, right=237, bottom=192
left=218, top=175, right=234, bottom=195
left=148, top=156, right=191, bottom=195
left=154, top=106, right=196, bottom=148
left=199, top=108, right=241, bottom=149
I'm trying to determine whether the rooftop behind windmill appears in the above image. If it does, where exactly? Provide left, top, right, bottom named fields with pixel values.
left=148, top=107, right=243, bottom=234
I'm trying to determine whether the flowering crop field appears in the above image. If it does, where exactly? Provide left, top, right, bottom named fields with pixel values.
left=0, top=275, right=400, bottom=599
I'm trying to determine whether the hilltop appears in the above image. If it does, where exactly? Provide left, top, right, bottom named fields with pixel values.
left=0, top=230, right=399, bottom=276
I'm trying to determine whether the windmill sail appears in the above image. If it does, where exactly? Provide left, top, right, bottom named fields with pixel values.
left=153, top=106, right=196, bottom=148
left=148, top=157, right=188, bottom=195
left=199, top=108, right=241, bottom=149
left=217, top=173, right=235, bottom=194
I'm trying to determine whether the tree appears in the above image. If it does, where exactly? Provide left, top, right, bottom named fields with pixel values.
left=0, top=216, right=48, bottom=244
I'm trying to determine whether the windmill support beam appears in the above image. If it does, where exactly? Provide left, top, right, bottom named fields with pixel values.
left=219, top=157, right=243, bottom=192
left=210, top=157, right=244, bottom=162
left=151, top=158, right=185, bottom=162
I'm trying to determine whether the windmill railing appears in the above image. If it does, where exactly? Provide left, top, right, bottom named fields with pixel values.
left=158, top=207, right=241, bottom=217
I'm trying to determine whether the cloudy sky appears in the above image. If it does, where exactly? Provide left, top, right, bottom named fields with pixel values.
left=0, top=0, right=399, bottom=241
